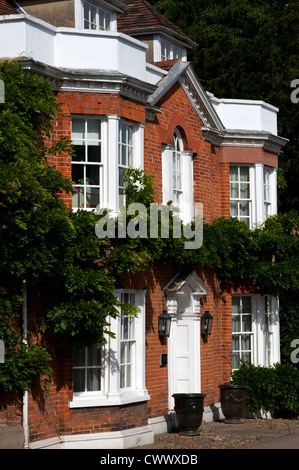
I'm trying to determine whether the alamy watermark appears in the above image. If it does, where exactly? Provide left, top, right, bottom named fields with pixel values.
left=95, top=203, right=203, bottom=250
left=290, top=79, right=299, bottom=103
left=0, top=340, right=4, bottom=364
left=0, top=79, right=4, bottom=104
left=290, top=339, right=299, bottom=364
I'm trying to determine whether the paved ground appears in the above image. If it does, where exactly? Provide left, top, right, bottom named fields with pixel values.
left=137, top=418, right=299, bottom=449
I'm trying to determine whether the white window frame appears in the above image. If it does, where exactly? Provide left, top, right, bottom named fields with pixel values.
left=118, top=121, right=134, bottom=208
left=119, top=293, right=136, bottom=390
left=162, top=129, right=194, bottom=224
left=153, top=34, right=187, bottom=62
left=71, top=115, right=144, bottom=213
left=232, top=294, right=280, bottom=371
left=232, top=295, right=254, bottom=371
left=172, top=129, right=183, bottom=211
left=262, top=166, right=277, bottom=221
left=107, top=116, right=144, bottom=212
left=230, top=164, right=253, bottom=229
left=69, top=290, right=149, bottom=408
left=73, top=344, right=104, bottom=396
left=264, top=167, right=271, bottom=219
left=71, top=116, right=103, bottom=211
left=75, top=0, right=117, bottom=31
left=230, top=163, right=277, bottom=228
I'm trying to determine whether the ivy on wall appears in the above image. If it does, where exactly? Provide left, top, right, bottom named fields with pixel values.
left=0, top=61, right=298, bottom=392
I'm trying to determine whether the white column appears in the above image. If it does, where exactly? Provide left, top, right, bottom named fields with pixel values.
left=271, top=296, right=280, bottom=364
left=255, top=295, right=265, bottom=366
left=270, top=168, right=278, bottom=216
left=107, top=294, right=121, bottom=399
left=134, top=291, right=148, bottom=395
left=134, top=123, right=145, bottom=170
left=107, top=115, right=120, bottom=212
left=182, top=151, right=194, bottom=224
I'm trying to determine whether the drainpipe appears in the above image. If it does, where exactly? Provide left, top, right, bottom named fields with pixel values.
left=22, top=279, right=29, bottom=449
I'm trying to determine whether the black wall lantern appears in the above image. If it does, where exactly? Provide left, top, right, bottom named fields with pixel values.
left=158, top=310, right=172, bottom=338
left=201, top=311, right=213, bottom=337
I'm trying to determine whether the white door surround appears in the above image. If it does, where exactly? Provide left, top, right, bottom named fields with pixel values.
left=163, top=270, right=208, bottom=410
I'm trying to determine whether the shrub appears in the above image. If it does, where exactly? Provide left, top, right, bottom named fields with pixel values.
left=231, top=362, right=299, bottom=418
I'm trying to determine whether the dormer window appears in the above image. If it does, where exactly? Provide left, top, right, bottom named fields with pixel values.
left=161, top=38, right=183, bottom=61
left=84, top=1, right=112, bottom=30
left=154, top=35, right=187, bottom=62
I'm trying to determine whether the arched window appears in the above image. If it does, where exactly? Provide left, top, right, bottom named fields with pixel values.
left=162, top=127, right=194, bottom=224
left=172, top=128, right=184, bottom=210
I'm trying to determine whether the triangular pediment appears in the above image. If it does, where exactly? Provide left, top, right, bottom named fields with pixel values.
left=163, top=269, right=208, bottom=296
left=147, top=61, right=224, bottom=130
left=163, top=270, right=208, bottom=315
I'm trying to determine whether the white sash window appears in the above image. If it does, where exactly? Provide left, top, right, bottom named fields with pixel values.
left=232, top=294, right=280, bottom=371
left=230, top=164, right=277, bottom=227
left=70, top=290, right=149, bottom=408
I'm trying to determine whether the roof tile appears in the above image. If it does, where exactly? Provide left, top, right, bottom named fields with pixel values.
left=0, top=0, right=18, bottom=15
left=117, top=0, right=196, bottom=48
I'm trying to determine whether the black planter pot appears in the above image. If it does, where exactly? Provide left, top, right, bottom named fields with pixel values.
left=219, top=384, right=249, bottom=424
left=173, top=393, right=206, bottom=436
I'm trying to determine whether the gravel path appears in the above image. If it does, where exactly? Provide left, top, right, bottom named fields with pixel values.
left=137, top=419, right=299, bottom=449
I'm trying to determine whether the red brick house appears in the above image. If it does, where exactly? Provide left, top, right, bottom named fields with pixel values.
left=0, top=0, right=287, bottom=449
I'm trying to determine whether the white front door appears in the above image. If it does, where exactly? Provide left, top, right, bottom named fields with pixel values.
left=168, top=312, right=201, bottom=410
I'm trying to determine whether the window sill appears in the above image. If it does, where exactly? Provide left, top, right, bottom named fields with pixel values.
left=69, top=390, right=150, bottom=408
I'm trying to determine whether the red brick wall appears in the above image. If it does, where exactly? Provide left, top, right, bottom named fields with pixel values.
left=219, top=146, right=278, bottom=168
left=0, top=392, right=22, bottom=427
left=195, top=269, right=232, bottom=404
left=0, top=82, right=280, bottom=443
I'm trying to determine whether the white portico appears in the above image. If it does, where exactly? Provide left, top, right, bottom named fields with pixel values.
left=163, top=270, right=208, bottom=410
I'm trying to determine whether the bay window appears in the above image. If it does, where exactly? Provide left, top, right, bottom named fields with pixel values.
left=232, top=294, right=280, bottom=371
left=70, top=290, right=149, bottom=408
left=230, top=164, right=277, bottom=227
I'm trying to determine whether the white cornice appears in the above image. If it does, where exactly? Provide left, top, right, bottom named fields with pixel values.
left=19, top=58, right=157, bottom=104
left=202, top=127, right=288, bottom=154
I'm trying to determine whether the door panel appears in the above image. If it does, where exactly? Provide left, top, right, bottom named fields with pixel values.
left=169, top=315, right=201, bottom=408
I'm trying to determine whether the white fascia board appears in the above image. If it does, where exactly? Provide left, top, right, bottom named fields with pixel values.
left=147, top=61, right=190, bottom=106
